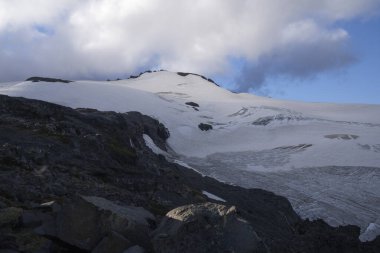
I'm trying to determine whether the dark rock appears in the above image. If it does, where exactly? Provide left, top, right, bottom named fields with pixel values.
left=56, top=196, right=102, bottom=250
left=22, top=201, right=60, bottom=230
left=82, top=196, right=155, bottom=245
left=176, top=72, right=191, bottom=77
left=22, top=210, right=48, bottom=228
left=288, top=219, right=365, bottom=253
left=0, top=207, right=22, bottom=227
left=176, top=72, right=219, bottom=86
left=198, top=123, right=213, bottom=131
left=33, top=213, right=57, bottom=237
left=56, top=195, right=154, bottom=251
left=152, top=202, right=267, bottom=253
left=0, top=229, right=52, bottom=253
left=92, top=231, right=131, bottom=253
left=25, top=77, right=72, bottom=83
left=123, top=245, right=145, bottom=253
left=127, top=70, right=162, bottom=80
left=0, top=201, right=7, bottom=208
left=185, top=102, right=199, bottom=107
left=0, top=234, right=18, bottom=252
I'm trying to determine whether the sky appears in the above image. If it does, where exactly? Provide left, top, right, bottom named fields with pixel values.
left=0, top=0, right=379, bottom=104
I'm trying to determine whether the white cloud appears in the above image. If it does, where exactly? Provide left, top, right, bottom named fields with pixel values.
left=0, top=0, right=379, bottom=86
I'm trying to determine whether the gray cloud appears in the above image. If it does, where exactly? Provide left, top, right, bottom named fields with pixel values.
left=0, top=0, right=379, bottom=84
left=236, top=20, right=357, bottom=92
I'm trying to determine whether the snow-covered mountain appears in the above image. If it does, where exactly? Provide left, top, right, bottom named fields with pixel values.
left=1, top=71, right=379, bottom=240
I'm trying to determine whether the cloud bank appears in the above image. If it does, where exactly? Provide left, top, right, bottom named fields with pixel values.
left=0, top=0, right=379, bottom=90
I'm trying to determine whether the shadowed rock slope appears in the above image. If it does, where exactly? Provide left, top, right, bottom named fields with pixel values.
left=0, top=95, right=379, bottom=253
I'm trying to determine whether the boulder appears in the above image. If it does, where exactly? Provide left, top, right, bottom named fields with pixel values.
left=56, top=195, right=155, bottom=251
left=123, top=245, right=145, bottom=253
left=152, top=202, right=267, bottom=253
left=92, top=231, right=131, bottom=253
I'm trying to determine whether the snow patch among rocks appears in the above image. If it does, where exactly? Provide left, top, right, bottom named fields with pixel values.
left=143, top=134, right=167, bottom=155
left=360, top=223, right=380, bottom=242
left=202, top=191, right=226, bottom=202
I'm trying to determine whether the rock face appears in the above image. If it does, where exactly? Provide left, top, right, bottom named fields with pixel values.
left=153, top=202, right=266, bottom=253
left=0, top=94, right=379, bottom=252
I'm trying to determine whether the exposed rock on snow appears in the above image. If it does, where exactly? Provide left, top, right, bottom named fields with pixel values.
left=198, top=123, right=213, bottom=131
left=26, top=76, right=72, bottom=83
left=185, top=101, right=199, bottom=107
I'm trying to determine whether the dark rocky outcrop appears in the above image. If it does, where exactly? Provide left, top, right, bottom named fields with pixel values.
left=198, top=123, right=213, bottom=131
left=25, top=77, right=72, bottom=83
left=185, top=102, right=199, bottom=107
left=177, top=72, right=219, bottom=86
left=0, top=94, right=379, bottom=252
left=185, top=102, right=200, bottom=111
left=127, top=70, right=166, bottom=80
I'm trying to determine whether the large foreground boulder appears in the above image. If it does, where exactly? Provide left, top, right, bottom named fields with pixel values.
left=56, top=195, right=155, bottom=251
left=152, top=202, right=267, bottom=253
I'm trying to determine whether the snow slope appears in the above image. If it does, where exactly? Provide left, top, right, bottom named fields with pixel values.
left=1, top=71, right=379, bottom=239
